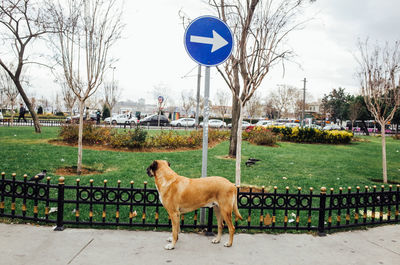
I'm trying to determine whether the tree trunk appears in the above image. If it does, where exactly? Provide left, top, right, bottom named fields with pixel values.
left=380, top=123, right=387, bottom=184
left=10, top=100, right=15, bottom=126
left=235, top=104, right=243, bottom=186
left=229, top=96, right=240, bottom=157
left=361, top=120, right=369, bottom=136
left=10, top=109, right=15, bottom=126
left=77, top=100, right=85, bottom=175
left=14, top=80, right=41, bottom=133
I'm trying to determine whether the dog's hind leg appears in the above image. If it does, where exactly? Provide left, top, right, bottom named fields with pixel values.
left=165, top=212, right=180, bottom=250
left=211, top=206, right=223, bottom=244
left=221, top=209, right=235, bottom=247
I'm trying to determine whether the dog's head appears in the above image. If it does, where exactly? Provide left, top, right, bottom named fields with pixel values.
left=146, top=160, right=170, bottom=177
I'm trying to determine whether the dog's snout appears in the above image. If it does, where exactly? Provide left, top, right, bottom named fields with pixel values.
left=146, top=167, right=153, bottom=177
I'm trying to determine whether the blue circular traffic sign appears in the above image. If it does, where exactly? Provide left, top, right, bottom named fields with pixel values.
left=184, top=16, right=233, bottom=66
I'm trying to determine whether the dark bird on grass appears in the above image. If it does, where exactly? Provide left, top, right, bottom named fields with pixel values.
left=245, top=158, right=261, bottom=167
left=29, top=170, right=47, bottom=182
left=245, top=160, right=256, bottom=167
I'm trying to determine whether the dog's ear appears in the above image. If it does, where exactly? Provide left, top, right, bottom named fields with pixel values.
left=146, top=160, right=158, bottom=177
left=167, top=161, right=171, bottom=167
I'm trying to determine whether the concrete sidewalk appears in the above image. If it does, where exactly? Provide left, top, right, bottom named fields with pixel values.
left=0, top=223, right=399, bottom=265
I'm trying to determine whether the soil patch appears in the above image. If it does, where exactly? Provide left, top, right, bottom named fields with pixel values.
left=56, top=166, right=103, bottom=176
left=215, top=155, right=235, bottom=160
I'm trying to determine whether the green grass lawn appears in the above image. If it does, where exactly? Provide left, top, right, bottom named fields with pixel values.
left=1, top=126, right=400, bottom=231
left=1, top=126, right=400, bottom=191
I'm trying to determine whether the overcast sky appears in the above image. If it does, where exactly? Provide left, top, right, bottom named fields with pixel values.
left=26, top=0, right=400, bottom=106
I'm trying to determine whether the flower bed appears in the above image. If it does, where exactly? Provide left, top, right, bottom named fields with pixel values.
left=242, top=126, right=277, bottom=146
left=270, top=126, right=353, bottom=144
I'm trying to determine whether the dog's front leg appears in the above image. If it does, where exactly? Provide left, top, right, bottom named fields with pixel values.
left=165, top=212, right=180, bottom=250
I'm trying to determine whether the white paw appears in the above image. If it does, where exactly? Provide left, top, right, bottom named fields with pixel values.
left=166, top=236, right=173, bottom=242
left=164, top=243, right=175, bottom=250
left=211, top=238, right=221, bottom=244
left=224, top=242, right=232, bottom=247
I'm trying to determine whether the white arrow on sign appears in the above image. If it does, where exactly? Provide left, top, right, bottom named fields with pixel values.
left=190, top=30, right=228, bottom=53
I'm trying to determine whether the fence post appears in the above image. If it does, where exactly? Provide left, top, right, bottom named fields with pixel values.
left=54, top=177, right=65, bottom=231
left=205, top=207, right=214, bottom=236
left=318, top=187, right=327, bottom=236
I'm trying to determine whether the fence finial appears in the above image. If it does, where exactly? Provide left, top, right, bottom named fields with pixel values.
left=320, top=187, right=327, bottom=194
left=58, top=177, right=65, bottom=184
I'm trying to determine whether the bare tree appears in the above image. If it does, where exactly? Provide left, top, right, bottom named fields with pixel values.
left=0, top=0, right=55, bottom=133
left=348, top=100, right=361, bottom=131
left=60, top=80, right=77, bottom=116
left=269, top=85, right=299, bottom=118
left=181, top=90, right=194, bottom=117
left=102, top=80, right=120, bottom=125
left=356, top=39, right=400, bottom=183
left=215, top=90, right=230, bottom=122
left=49, top=0, right=123, bottom=174
left=245, top=91, right=262, bottom=123
left=202, top=0, right=313, bottom=185
left=189, top=94, right=205, bottom=118
left=0, top=67, right=19, bottom=125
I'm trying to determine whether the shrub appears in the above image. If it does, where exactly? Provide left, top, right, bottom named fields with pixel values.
left=109, top=128, right=147, bottom=148
left=59, top=124, right=229, bottom=150
left=243, top=126, right=277, bottom=146
left=59, top=123, right=113, bottom=144
left=145, top=130, right=229, bottom=149
left=269, top=126, right=353, bottom=144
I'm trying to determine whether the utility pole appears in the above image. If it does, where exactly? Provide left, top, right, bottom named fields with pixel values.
left=195, top=65, right=201, bottom=126
left=301, top=78, right=306, bottom=128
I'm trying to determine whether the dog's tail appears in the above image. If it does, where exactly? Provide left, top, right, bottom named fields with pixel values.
left=233, top=188, right=243, bottom=221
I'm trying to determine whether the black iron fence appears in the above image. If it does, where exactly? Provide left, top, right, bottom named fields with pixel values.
left=1, top=172, right=399, bottom=235
left=0, top=119, right=63, bottom=127
left=0, top=119, right=224, bottom=131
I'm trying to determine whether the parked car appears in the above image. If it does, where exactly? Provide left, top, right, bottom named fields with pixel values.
left=170, top=118, right=195, bottom=127
left=66, top=113, right=96, bottom=123
left=0, top=111, right=3, bottom=120
left=139, top=114, right=170, bottom=126
left=128, top=116, right=139, bottom=125
left=285, top=122, right=300, bottom=128
left=104, top=114, right=130, bottom=125
left=199, top=119, right=226, bottom=128
left=255, top=120, right=273, bottom=127
left=323, top=124, right=344, bottom=130
left=305, top=124, right=323, bottom=130
left=227, top=120, right=252, bottom=129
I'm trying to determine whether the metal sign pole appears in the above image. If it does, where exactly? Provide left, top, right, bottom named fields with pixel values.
left=200, top=66, right=210, bottom=225
left=195, top=65, right=201, bottom=127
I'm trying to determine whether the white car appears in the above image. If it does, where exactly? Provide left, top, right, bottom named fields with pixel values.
left=255, top=120, right=273, bottom=127
left=170, top=118, right=195, bottom=127
left=199, top=119, right=226, bottom=128
left=105, top=114, right=130, bottom=125
left=227, top=120, right=252, bottom=129
left=285, top=122, right=300, bottom=128
left=323, top=124, right=343, bottom=130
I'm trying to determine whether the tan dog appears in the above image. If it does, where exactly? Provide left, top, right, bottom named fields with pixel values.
left=147, top=160, right=243, bottom=250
